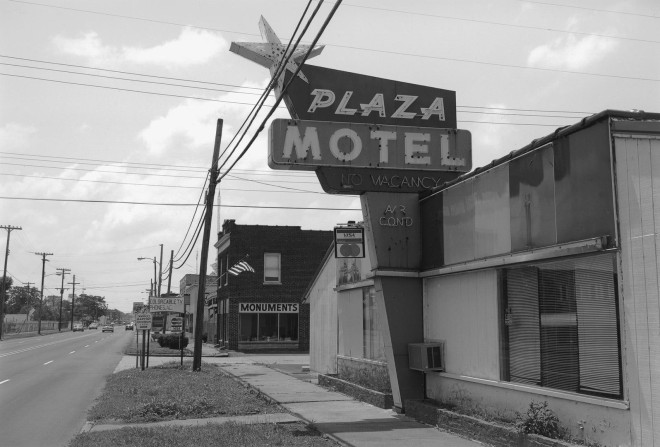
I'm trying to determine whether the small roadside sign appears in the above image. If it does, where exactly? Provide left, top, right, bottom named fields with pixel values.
left=135, top=311, right=152, bottom=330
left=171, top=316, right=183, bottom=327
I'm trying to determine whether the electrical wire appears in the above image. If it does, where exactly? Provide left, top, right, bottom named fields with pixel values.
left=217, top=0, right=320, bottom=174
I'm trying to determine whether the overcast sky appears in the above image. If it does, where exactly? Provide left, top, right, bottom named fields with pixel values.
left=1, top=0, right=658, bottom=313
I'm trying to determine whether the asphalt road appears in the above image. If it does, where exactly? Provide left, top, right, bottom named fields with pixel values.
left=0, top=328, right=133, bottom=447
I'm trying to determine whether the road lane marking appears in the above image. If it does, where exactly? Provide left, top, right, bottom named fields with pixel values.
left=0, top=332, right=102, bottom=358
left=44, top=361, right=53, bottom=365
left=69, top=351, right=75, bottom=354
left=84, top=345, right=89, bottom=347
left=0, top=379, right=9, bottom=385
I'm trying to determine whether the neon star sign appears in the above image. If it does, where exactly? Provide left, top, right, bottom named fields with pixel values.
left=229, top=16, right=325, bottom=97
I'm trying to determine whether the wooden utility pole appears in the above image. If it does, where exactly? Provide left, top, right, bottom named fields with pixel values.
left=56, top=268, right=70, bottom=331
left=192, top=119, right=223, bottom=372
left=35, top=252, right=53, bottom=335
left=0, top=225, right=21, bottom=340
left=167, top=250, right=174, bottom=294
left=158, top=244, right=163, bottom=298
left=68, top=275, right=80, bottom=330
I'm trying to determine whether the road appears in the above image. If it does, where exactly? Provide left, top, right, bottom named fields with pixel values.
left=0, top=328, right=133, bottom=447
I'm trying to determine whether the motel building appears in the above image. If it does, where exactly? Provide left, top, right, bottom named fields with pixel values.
left=228, top=17, right=660, bottom=446
left=305, top=110, right=660, bottom=447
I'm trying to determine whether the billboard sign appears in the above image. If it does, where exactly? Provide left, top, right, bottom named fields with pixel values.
left=149, top=296, right=184, bottom=313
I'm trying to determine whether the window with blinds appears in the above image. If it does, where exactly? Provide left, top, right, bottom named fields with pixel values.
left=501, top=253, right=622, bottom=398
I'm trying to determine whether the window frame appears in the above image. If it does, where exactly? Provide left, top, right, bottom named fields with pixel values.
left=500, top=253, right=623, bottom=399
left=263, top=252, right=282, bottom=284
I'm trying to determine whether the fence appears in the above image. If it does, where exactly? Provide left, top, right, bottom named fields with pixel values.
left=2, top=320, right=67, bottom=336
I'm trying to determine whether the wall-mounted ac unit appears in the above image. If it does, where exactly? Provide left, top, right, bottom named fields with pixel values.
left=408, top=342, right=445, bottom=372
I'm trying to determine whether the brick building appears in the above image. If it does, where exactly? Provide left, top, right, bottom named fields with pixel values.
left=213, top=220, right=333, bottom=351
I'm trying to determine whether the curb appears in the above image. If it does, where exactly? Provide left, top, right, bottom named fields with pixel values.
left=80, top=413, right=302, bottom=434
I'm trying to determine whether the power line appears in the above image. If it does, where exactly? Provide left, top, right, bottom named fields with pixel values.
left=328, top=43, right=660, bottom=83
left=9, top=0, right=657, bottom=43
left=0, top=172, right=326, bottom=194
left=0, top=196, right=361, bottom=211
left=515, top=0, right=659, bottom=19
left=0, top=61, right=270, bottom=97
left=0, top=72, right=285, bottom=106
left=341, top=2, right=660, bottom=44
left=0, top=55, right=265, bottom=91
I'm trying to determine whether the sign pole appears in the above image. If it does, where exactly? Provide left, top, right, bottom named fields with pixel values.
left=180, top=303, right=186, bottom=366
left=135, top=328, right=139, bottom=369
left=141, top=330, right=146, bottom=371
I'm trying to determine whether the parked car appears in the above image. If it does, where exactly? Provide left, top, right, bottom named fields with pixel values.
left=88, top=322, right=99, bottom=329
left=72, top=323, right=84, bottom=332
left=101, top=325, right=114, bottom=333
left=125, top=322, right=134, bottom=330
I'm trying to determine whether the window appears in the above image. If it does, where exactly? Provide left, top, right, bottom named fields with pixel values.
left=264, top=253, right=281, bottom=283
left=501, top=253, right=622, bottom=398
left=363, top=287, right=385, bottom=361
left=239, top=312, right=298, bottom=341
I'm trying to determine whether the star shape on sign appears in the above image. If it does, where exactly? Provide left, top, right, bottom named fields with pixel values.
left=229, top=16, right=324, bottom=97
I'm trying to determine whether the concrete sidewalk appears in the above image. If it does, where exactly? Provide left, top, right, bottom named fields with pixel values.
left=108, top=349, right=484, bottom=446
left=220, top=360, right=484, bottom=447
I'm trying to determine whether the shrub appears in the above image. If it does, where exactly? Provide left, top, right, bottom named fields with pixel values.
left=202, top=333, right=208, bottom=343
left=157, top=334, right=189, bottom=349
left=516, top=401, right=562, bottom=439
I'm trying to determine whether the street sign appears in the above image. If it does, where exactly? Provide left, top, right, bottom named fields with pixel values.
left=133, top=302, right=145, bottom=314
left=149, top=296, right=184, bottom=313
left=135, top=311, right=152, bottom=330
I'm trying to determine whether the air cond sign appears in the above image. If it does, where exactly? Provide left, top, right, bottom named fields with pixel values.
left=269, top=120, right=471, bottom=172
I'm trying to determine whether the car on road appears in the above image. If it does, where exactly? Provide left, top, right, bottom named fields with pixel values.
left=125, top=322, right=134, bottom=330
left=101, top=325, right=114, bottom=333
left=72, top=323, right=84, bottom=332
left=88, top=322, right=99, bottom=329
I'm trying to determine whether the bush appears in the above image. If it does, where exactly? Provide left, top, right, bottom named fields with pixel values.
left=157, top=334, right=189, bottom=349
left=202, top=333, right=208, bottom=343
left=516, top=401, right=562, bottom=439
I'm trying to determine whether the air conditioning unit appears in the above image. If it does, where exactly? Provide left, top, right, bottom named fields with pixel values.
left=408, top=342, right=445, bottom=372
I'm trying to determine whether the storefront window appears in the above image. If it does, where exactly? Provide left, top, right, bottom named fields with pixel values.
left=240, top=313, right=258, bottom=341
left=502, top=253, right=622, bottom=398
left=280, top=313, right=298, bottom=341
left=363, top=287, right=385, bottom=361
left=239, top=312, right=298, bottom=341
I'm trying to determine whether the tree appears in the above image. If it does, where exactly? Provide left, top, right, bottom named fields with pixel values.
left=1, top=276, right=13, bottom=313
left=74, top=294, right=108, bottom=322
left=6, top=285, right=40, bottom=315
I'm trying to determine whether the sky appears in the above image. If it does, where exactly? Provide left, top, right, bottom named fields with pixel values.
left=0, top=0, right=658, bottom=313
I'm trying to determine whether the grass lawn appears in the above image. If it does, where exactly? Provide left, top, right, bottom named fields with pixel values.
left=86, top=361, right=280, bottom=423
left=70, top=422, right=338, bottom=447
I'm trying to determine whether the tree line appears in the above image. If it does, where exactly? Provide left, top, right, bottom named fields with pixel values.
left=1, top=277, right=126, bottom=324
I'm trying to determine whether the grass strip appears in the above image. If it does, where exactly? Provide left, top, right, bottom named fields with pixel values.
left=70, top=421, right=337, bottom=447
left=87, top=361, right=280, bottom=423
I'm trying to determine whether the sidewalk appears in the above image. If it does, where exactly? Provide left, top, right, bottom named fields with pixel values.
left=220, top=361, right=484, bottom=447
left=106, top=348, right=485, bottom=447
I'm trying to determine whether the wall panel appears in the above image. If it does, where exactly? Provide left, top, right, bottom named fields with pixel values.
left=424, top=270, right=499, bottom=380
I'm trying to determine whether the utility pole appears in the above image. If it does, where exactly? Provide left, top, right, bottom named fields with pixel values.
left=35, top=252, right=53, bottom=335
left=167, top=250, right=173, bottom=295
left=193, top=119, right=223, bottom=372
left=158, top=244, right=163, bottom=297
left=56, top=268, right=70, bottom=331
left=68, top=275, right=80, bottom=330
left=0, top=225, right=21, bottom=340
left=24, top=282, right=32, bottom=320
